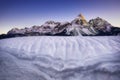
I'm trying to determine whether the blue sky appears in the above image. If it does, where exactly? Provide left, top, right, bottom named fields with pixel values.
left=0, top=0, right=120, bottom=34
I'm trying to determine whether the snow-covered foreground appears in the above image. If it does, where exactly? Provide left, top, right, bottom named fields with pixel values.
left=0, top=36, right=120, bottom=80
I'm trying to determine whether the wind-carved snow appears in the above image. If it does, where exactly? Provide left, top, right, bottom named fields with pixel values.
left=0, top=36, right=120, bottom=80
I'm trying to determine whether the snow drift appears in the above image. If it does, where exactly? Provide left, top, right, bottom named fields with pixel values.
left=0, top=36, right=120, bottom=80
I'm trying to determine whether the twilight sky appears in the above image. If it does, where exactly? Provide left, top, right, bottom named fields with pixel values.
left=0, top=0, right=120, bottom=34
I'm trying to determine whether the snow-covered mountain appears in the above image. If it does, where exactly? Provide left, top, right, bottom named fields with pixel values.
left=7, top=14, right=114, bottom=36
left=0, top=14, right=120, bottom=39
left=0, top=36, right=120, bottom=80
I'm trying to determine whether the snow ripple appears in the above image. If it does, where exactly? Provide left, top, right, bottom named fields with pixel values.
left=0, top=36, right=120, bottom=80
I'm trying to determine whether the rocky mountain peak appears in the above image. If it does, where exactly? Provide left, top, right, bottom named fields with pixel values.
left=78, top=14, right=85, bottom=20
left=42, top=21, right=60, bottom=28
left=78, top=14, right=88, bottom=25
left=7, top=28, right=20, bottom=34
left=71, top=13, right=88, bottom=26
left=89, top=17, right=112, bottom=32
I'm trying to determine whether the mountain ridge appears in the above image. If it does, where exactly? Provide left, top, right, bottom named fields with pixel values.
left=0, top=14, right=120, bottom=39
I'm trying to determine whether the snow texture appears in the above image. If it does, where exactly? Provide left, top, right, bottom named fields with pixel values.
left=0, top=36, right=120, bottom=80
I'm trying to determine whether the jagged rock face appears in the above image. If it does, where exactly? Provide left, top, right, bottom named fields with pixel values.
left=53, top=22, right=70, bottom=35
left=68, top=14, right=96, bottom=36
left=78, top=14, right=88, bottom=26
left=7, top=28, right=26, bottom=34
left=110, top=27, right=120, bottom=35
left=42, top=21, right=60, bottom=28
left=3, top=14, right=120, bottom=38
left=41, top=21, right=60, bottom=34
left=89, top=17, right=112, bottom=33
left=71, top=14, right=88, bottom=26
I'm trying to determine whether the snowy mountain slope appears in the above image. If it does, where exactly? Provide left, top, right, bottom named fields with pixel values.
left=0, top=14, right=120, bottom=39
left=0, top=36, right=120, bottom=80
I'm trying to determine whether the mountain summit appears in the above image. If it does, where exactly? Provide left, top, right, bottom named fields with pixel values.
left=71, top=14, right=88, bottom=26
left=0, top=14, right=120, bottom=39
left=77, top=14, right=88, bottom=25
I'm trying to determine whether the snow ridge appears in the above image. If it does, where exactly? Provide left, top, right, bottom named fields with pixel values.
left=0, top=36, right=120, bottom=80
